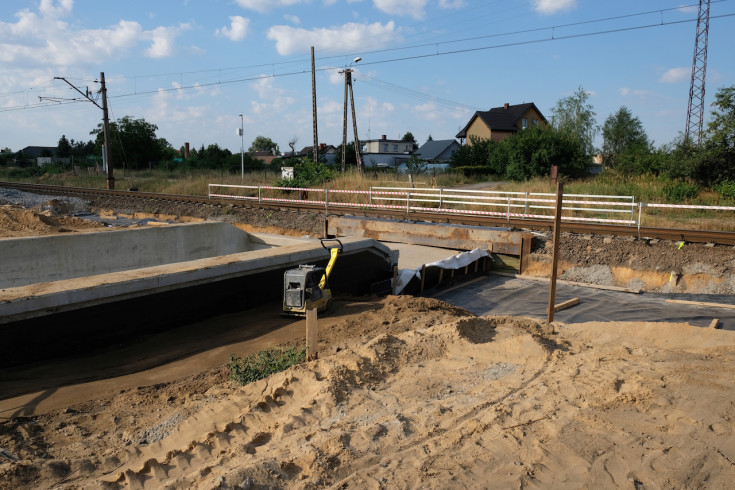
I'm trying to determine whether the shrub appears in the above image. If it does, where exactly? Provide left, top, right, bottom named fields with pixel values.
left=716, top=180, right=735, bottom=200
left=662, top=180, right=699, bottom=202
left=228, top=347, right=306, bottom=385
left=275, top=157, right=335, bottom=188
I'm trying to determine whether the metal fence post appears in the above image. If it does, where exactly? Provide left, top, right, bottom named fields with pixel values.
left=325, top=188, right=329, bottom=212
left=258, top=186, right=261, bottom=205
left=407, top=191, right=411, bottom=213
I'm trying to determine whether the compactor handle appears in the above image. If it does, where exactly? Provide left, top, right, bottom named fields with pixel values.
left=321, top=238, right=343, bottom=252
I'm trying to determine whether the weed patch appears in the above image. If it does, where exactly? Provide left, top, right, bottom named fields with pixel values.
left=228, top=347, right=306, bottom=385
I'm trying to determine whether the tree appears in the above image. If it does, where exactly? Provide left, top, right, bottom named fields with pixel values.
left=551, top=86, right=598, bottom=158
left=335, top=141, right=359, bottom=169
left=401, top=132, right=418, bottom=152
left=90, top=116, right=164, bottom=170
left=707, top=85, right=735, bottom=149
left=404, top=154, right=427, bottom=174
left=249, top=135, right=280, bottom=155
left=401, top=132, right=416, bottom=143
left=601, top=106, right=649, bottom=168
left=57, top=135, right=72, bottom=158
left=501, top=126, right=588, bottom=181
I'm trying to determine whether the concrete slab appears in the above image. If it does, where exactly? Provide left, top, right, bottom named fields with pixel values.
left=0, top=224, right=397, bottom=325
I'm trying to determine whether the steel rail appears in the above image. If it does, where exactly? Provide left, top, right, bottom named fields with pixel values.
left=2, top=181, right=734, bottom=245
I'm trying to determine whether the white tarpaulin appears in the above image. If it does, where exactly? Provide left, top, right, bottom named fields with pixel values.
left=395, top=248, right=491, bottom=294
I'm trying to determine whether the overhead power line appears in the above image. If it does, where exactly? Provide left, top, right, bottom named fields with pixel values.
left=0, top=8, right=734, bottom=114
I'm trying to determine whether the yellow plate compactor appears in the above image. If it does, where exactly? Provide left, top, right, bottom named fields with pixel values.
left=283, top=239, right=342, bottom=316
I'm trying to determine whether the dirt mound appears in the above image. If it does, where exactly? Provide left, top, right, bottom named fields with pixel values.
left=0, top=204, right=105, bottom=238
left=2, top=300, right=735, bottom=489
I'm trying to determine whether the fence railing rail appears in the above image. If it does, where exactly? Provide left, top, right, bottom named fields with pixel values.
left=208, top=183, right=735, bottom=229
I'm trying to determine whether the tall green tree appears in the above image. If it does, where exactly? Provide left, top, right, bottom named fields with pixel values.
left=501, top=126, right=588, bottom=181
left=551, top=85, right=598, bottom=158
left=57, top=135, right=72, bottom=158
left=249, top=135, right=280, bottom=155
left=601, top=106, right=649, bottom=168
left=401, top=132, right=416, bottom=143
left=90, top=116, right=164, bottom=170
left=707, top=85, right=735, bottom=148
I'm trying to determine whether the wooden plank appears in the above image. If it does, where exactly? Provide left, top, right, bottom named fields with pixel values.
left=547, top=297, right=580, bottom=314
left=709, top=318, right=720, bottom=329
left=666, top=299, right=735, bottom=310
left=306, top=308, right=318, bottom=361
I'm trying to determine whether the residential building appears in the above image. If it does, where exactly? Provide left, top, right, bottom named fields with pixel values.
left=361, top=134, right=417, bottom=168
left=414, top=139, right=461, bottom=163
left=363, top=135, right=417, bottom=155
left=250, top=151, right=279, bottom=165
left=456, top=102, right=548, bottom=145
left=297, top=143, right=339, bottom=165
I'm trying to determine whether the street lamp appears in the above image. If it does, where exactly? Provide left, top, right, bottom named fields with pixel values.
left=238, top=113, right=244, bottom=180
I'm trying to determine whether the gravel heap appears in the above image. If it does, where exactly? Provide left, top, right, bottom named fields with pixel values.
left=0, top=187, right=91, bottom=214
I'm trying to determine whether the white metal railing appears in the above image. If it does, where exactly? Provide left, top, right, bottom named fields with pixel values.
left=208, top=183, right=735, bottom=228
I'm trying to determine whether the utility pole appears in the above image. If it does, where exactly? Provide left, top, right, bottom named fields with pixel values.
left=685, top=0, right=711, bottom=145
left=340, top=57, right=362, bottom=172
left=311, top=47, right=319, bottom=164
left=238, top=114, right=244, bottom=180
left=49, top=72, right=114, bottom=189
left=100, top=73, right=114, bottom=189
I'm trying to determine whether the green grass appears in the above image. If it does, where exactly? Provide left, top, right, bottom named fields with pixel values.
left=228, top=347, right=306, bottom=386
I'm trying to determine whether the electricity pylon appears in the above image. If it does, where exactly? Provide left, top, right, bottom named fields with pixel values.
left=685, top=0, right=711, bottom=146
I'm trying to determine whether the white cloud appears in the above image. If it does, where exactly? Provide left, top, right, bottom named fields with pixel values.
left=373, top=0, right=429, bottom=20
left=249, top=75, right=296, bottom=114
left=267, top=21, right=398, bottom=55
left=145, top=23, right=191, bottom=58
left=533, top=0, right=576, bottom=14
left=235, top=0, right=305, bottom=13
left=39, top=0, right=74, bottom=18
left=619, top=87, right=656, bottom=98
left=216, top=16, right=250, bottom=41
left=659, top=67, right=690, bottom=83
left=284, top=14, right=301, bottom=25
left=0, top=3, right=190, bottom=66
left=439, top=0, right=465, bottom=8
left=413, top=101, right=440, bottom=121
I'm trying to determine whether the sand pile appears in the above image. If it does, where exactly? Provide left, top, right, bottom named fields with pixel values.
left=2, top=296, right=734, bottom=489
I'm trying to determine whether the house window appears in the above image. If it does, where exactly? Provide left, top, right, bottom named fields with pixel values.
left=383, top=144, right=389, bottom=152
left=522, top=118, right=528, bottom=129
left=393, top=144, right=398, bottom=152
left=533, top=119, right=538, bottom=126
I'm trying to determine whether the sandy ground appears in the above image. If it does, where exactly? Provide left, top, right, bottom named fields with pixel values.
left=1, top=296, right=735, bottom=489
left=2, top=199, right=735, bottom=489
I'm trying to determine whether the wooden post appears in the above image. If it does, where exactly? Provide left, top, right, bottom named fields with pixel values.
left=306, top=308, right=318, bottom=361
left=392, top=265, right=398, bottom=295
left=419, top=264, right=426, bottom=295
left=547, top=182, right=564, bottom=323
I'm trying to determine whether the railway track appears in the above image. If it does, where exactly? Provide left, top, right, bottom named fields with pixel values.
left=3, top=181, right=735, bottom=246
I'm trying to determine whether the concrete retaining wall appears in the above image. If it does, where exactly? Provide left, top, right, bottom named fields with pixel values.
left=0, top=222, right=258, bottom=288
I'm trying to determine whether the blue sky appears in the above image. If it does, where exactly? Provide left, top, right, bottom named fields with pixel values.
left=1, top=0, right=734, bottom=156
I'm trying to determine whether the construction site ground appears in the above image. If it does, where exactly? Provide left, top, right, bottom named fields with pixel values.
left=1, top=195, right=735, bottom=489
